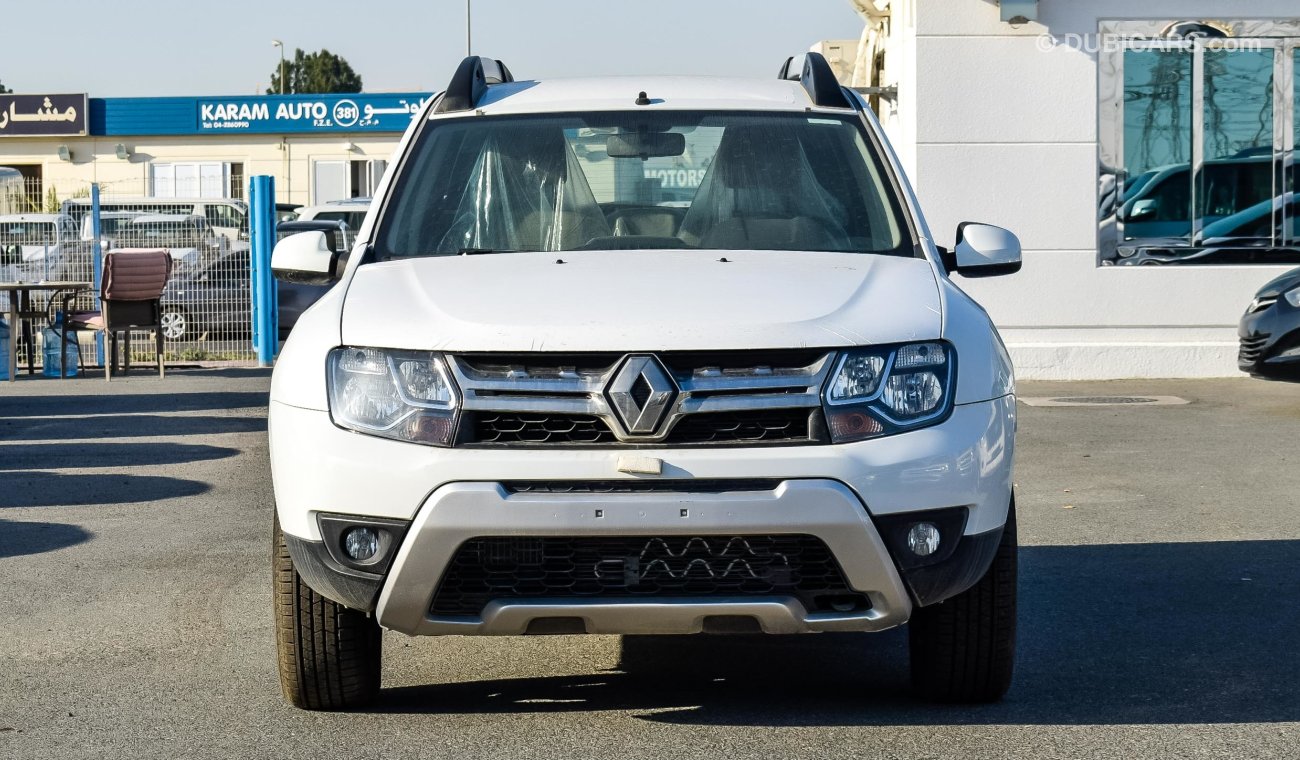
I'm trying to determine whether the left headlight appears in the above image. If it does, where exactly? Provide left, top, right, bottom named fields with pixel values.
left=326, top=347, right=460, bottom=446
left=822, top=341, right=955, bottom=443
left=1285, top=286, right=1300, bottom=309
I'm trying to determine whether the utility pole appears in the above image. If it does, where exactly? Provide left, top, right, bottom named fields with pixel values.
left=272, top=39, right=286, bottom=94
left=466, top=0, right=472, bottom=56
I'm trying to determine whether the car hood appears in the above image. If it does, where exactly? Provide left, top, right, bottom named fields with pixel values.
left=1255, top=266, right=1300, bottom=298
left=341, top=249, right=941, bottom=352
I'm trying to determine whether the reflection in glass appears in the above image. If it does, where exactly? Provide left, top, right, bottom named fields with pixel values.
left=1197, top=48, right=1274, bottom=242
left=1121, top=49, right=1192, bottom=242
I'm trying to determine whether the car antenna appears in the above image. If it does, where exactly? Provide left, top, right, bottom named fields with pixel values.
left=635, top=91, right=651, bottom=106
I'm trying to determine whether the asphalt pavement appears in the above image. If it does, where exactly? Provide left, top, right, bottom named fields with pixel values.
left=1, top=370, right=1297, bottom=759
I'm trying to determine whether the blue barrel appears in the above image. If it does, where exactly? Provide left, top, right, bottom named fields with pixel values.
left=0, top=319, right=8, bottom=381
left=41, top=323, right=80, bottom=378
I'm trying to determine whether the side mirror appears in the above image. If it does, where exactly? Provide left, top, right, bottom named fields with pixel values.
left=949, top=222, right=1022, bottom=278
left=272, top=231, right=339, bottom=285
left=1126, top=198, right=1157, bottom=221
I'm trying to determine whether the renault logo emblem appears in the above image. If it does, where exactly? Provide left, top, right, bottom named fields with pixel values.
left=606, top=355, right=677, bottom=435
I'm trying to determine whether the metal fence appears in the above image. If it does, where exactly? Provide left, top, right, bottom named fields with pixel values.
left=0, top=177, right=359, bottom=374
left=0, top=178, right=255, bottom=372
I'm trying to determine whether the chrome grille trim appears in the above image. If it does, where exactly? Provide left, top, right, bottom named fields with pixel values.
left=448, top=351, right=835, bottom=444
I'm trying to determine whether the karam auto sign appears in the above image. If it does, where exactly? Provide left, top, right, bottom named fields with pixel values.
left=0, top=94, right=88, bottom=137
left=197, top=94, right=427, bottom=133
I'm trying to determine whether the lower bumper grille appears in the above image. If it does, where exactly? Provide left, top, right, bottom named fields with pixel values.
left=467, top=408, right=820, bottom=446
left=430, top=535, right=862, bottom=617
left=1239, top=333, right=1270, bottom=364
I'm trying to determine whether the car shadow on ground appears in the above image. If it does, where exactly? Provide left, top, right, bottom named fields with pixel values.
left=0, top=413, right=265, bottom=441
left=0, top=390, right=269, bottom=418
left=0, top=518, right=92, bottom=558
left=376, top=539, right=1299, bottom=726
left=0, top=471, right=210, bottom=507
left=0, top=442, right=239, bottom=470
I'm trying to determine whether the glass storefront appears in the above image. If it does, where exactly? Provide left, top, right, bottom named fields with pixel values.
left=1100, top=20, right=1299, bottom=265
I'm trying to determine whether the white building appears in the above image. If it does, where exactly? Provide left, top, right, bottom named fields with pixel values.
left=822, top=0, right=1300, bottom=379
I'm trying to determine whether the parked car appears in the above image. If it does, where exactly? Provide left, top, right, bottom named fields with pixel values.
left=266, top=54, right=1024, bottom=711
left=61, top=197, right=248, bottom=244
left=1116, top=154, right=1277, bottom=241
left=1239, top=266, right=1300, bottom=378
left=116, top=214, right=230, bottom=271
left=79, top=210, right=148, bottom=248
left=1118, top=192, right=1300, bottom=265
left=0, top=213, right=88, bottom=281
left=159, top=251, right=250, bottom=341
left=294, top=198, right=369, bottom=230
left=277, top=203, right=303, bottom=223
left=158, top=222, right=347, bottom=342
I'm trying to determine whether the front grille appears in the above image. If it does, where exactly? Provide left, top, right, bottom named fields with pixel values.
left=466, top=408, right=819, bottom=446
left=668, top=409, right=814, bottom=444
left=450, top=350, right=835, bottom=447
left=1239, top=333, right=1270, bottom=364
left=430, top=535, right=863, bottom=617
left=473, top=413, right=617, bottom=444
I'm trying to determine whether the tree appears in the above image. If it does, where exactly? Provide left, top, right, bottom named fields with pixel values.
left=0, top=80, right=11, bottom=94
left=268, top=49, right=363, bottom=95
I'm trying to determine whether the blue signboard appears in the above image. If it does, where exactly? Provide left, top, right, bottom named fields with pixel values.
left=92, top=93, right=433, bottom=136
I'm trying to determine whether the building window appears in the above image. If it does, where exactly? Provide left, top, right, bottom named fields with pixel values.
left=312, top=159, right=387, bottom=204
left=1099, top=20, right=1299, bottom=266
left=150, top=162, right=236, bottom=198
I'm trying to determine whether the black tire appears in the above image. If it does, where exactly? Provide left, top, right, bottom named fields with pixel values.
left=908, top=496, right=1017, bottom=703
left=273, top=515, right=382, bottom=710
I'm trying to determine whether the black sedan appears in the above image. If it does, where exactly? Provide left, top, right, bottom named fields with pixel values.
left=158, top=221, right=348, bottom=343
left=1239, top=267, right=1300, bottom=378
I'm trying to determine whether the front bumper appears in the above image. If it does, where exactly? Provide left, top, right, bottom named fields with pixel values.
left=375, top=479, right=912, bottom=635
left=1238, top=301, right=1300, bottom=376
left=270, top=396, right=1015, bottom=634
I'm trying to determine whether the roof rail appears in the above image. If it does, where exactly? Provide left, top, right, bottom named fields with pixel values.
left=778, top=52, right=854, bottom=110
left=434, top=55, right=516, bottom=114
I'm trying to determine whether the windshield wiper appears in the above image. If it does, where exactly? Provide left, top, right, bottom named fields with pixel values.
left=457, top=247, right=518, bottom=255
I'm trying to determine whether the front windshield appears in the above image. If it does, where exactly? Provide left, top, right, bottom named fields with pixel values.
left=378, top=111, right=912, bottom=257
left=122, top=222, right=200, bottom=245
left=0, top=222, right=56, bottom=242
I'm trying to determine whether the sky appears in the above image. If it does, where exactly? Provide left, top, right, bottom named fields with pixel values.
left=1, top=0, right=867, bottom=97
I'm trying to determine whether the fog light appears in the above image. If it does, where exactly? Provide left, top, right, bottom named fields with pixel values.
left=827, top=408, right=885, bottom=442
left=906, top=522, right=941, bottom=557
left=343, top=527, right=380, bottom=561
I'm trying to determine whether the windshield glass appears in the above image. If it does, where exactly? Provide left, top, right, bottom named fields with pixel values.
left=120, top=222, right=200, bottom=245
left=0, top=222, right=57, bottom=242
left=378, top=111, right=912, bottom=257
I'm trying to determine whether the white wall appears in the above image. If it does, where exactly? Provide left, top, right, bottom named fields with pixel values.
left=888, top=0, right=1300, bottom=379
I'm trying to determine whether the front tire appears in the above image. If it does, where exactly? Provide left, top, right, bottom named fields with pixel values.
left=273, top=515, right=382, bottom=710
left=908, top=497, right=1017, bottom=703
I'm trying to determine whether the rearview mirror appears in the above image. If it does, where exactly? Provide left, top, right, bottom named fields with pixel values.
left=949, top=223, right=1021, bottom=278
left=606, top=132, right=686, bottom=159
left=272, top=231, right=339, bottom=285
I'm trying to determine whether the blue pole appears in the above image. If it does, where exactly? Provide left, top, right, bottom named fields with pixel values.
left=90, top=184, right=104, bottom=367
left=249, top=175, right=278, bottom=367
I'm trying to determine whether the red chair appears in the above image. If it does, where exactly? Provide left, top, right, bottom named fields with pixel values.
left=63, top=248, right=171, bottom=380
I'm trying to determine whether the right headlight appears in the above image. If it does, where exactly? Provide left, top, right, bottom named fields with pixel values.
left=822, top=341, right=955, bottom=443
left=326, top=347, right=460, bottom=446
left=1285, top=286, right=1300, bottom=309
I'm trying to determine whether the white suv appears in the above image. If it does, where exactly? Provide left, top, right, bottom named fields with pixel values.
left=269, top=54, right=1023, bottom=710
